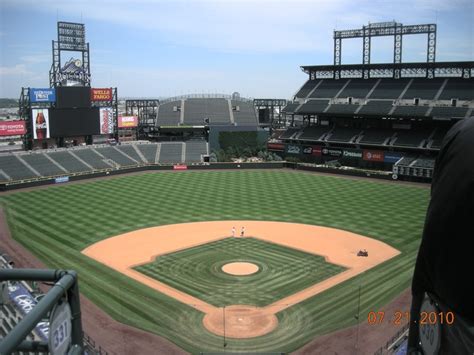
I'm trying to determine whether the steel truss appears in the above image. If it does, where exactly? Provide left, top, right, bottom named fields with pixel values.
left=49, top=22, right=91, bottom=87
left=333, top=21, right=436, bottom=73
left=125, top=99, right=159, bottom=139
left=302, top=61, right=474, bottom=80
left=253, top=99, right=287, bottom=133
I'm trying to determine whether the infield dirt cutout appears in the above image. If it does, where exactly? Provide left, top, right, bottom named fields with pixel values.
left=83, top=221, right=400, bottom=339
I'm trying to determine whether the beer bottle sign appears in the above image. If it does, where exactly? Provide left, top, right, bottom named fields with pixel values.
left=34, top=109, right=49, bottom=139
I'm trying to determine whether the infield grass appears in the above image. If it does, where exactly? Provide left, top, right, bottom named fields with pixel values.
left=0, top=170, right=430, bottom=353
left=135, top=237, right=346, bottom=307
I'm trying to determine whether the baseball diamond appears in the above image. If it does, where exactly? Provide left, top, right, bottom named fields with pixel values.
left=0, top=170, right=430, bottom=353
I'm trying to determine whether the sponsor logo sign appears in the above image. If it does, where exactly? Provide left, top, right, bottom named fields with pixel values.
left=0, top=121, right=27, bottom=136
left=100, top=107, right=114, bottom=134
left=312, top=146, right=322, bottom=156
left=363, top=150, right=384, bottom=162
left=267, top=143, right=284, bottom=151
left=384, top=152, right=403, bottom=163
left=91, top=88, right=112, bottom=101
left=118, top=115, right=138, bottom=128
left=286, top=144, right=301, bottom=154
left=302, top=146, right=313, bottom=154
left=55, top=176, right=70, bottom=184
left=32, top=109, right=50, bottom=140
left=173, top=164, right=188, bottom=170
left=29, top=88, right=56, bottom=103
left=321, top=147, right=342, bottom=158
left=8, top=283, right=49, bottom=341
left=342, top=150, right=363, bottom=159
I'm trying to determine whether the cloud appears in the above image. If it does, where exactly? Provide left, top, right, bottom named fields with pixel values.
left=20, top=54, right=50, bottom=63
left=0, top=64, right=31, bottom=76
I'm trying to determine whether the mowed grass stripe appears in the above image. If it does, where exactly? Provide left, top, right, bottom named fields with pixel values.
left=0, top=170, right=429, bottom=353
left=135, top=238, right=346, bottom=307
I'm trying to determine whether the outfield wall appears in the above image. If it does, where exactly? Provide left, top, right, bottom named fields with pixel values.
left=0, top=161, right=431, bottom=192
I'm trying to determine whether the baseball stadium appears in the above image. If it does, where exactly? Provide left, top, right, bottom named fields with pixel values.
left=0, top=9, right=473, bottom=355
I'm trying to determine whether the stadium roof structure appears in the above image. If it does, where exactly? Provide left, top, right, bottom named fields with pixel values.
left=301, top=61, right=474, bottom=80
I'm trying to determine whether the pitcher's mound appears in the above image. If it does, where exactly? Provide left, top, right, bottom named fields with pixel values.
left=221, top=262, right=259, bottom=276
left=203, top=305, right=278, bottom=338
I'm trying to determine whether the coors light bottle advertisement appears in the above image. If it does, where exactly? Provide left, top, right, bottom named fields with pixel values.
left=32, top=109, right=50, bottom=139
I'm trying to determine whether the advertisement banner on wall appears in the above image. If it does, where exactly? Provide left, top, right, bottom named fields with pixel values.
left=384, top=152, right=403, bottom=163
left=29, top=88, right=56, bottom=103
left=312, top=146, right=322, bottom=156
left=0, top=121, right=27, bottom=136
left=363, top=150, right=385, bottom=162
left=91, top=88, right=113, bottom=101
left=267, top=143, right=285, bottom=151
left=286, top=144, right=301, bottom=154
left=118, top=115, right=138, bottom=128
left=321, top=147, right=343, bottom=158
left=32, top=109, right=50, bottom=139
left=99, top=107, right=114, bottom=134
left=342, top=149, right=363, bottom=159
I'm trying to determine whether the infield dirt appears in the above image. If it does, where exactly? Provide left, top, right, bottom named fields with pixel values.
left=83, top=220, right=399, bottom=339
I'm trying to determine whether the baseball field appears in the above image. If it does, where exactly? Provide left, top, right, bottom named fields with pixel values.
left=0, top=170, right=430, bottom=353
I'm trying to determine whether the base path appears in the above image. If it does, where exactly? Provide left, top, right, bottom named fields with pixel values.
left=83, top=221, right=400, bottom=339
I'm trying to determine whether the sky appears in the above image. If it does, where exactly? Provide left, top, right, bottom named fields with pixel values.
left=0, top=0, right=473, bottom=99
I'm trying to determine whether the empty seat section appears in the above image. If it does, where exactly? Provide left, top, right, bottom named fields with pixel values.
left=184, top=99, right=230, bottom=125
left=430, top=107, right=468, bottom=118
left=359, top=129, right=393, bottom=145
left=232, top=101, right=258, bottom=126
left=309, top=80, right=348, bottom=98
left=137, top=144, right=159, bottom=163
left=429, top=128, right=449, bottom=149
left=327, top=127, right=361, bottom=143
left=392, top=129, right=430, bottom=147
left=298, top=126, right=330, bottom=141
left=0, top=155, right=37, bottom=181
left=115, top=145, right=142, bottom=163
left=297, top=100, right=329, bottom=114
left=326, top=104, right=358, bottom=115
left=295, top=80, right=319, bottom=98
left=95, top=147, right=136, bottom=166
left=339, top=79, right=377, bottom=98
left=47, top=151, right=91, bottom=173
left=159, top=143, right=183, bottom=163
left=438, top=78, right=474, bottom=100
left=282, top=102, right=299, bottom=113
left=73, top=149, right=112, bottom=170
left=392, top=106, right=429, bottom=117
left=185, top=141, right=207, bottom=162
left=157, top=101, right=181, bottom=126
left=357, top=101, right=393, bottom=115
left=402, top=79, right=444, bottom=100
left=412, top=158, right=435, bottom=169
left=21, top=154, right=64, bottom=177
left=370, top=79, right=410, bottom=99
left=280, top=128, right=300, bottom=139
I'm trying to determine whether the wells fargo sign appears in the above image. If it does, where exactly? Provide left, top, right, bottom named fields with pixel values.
left=91, top=88, right=112, bottom=101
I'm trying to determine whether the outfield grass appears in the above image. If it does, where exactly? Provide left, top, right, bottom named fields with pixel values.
left=135, top=237, right=346, bottom=307
left=0, top=170, right=429, bottom=353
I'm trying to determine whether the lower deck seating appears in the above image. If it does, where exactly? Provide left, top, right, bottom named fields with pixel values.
left=48, top=151, right=92, bottom=173
left=21, top=153, right=65, bottom=177
left=185, top=141, right=207, bottom=162
left=159, top=143, right=183, bottom=163
left=0, top=155, right=37, bottom=181
left=137, top=144, right=159, bottom=163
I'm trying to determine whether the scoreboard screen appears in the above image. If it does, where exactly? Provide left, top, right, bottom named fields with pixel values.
left=49, top=108, right=100, bottom=137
